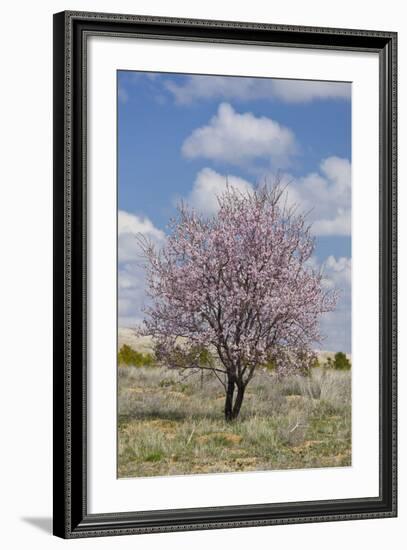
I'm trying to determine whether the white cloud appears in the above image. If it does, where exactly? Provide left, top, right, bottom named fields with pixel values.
left=318, top=255, right=352, bottom=353
left=320, top=156, right=351, bottom=194
left=118, top=210, right=165, bottom=263
left=166, top=76, right=263, bottom=104
left=180, top=156, right=350, bottom=236
left=303, top=254, right=352, bottom=353
left=165, top=75, right=351, bottom=104
left=285, top=156, right=351, bottom=236
left=271, top=80, right=351, bottom=103
left=322, top=256, right=352, bottom=289
left=313, top=210, right=351, bottom=236
left=184, top=168, right=253, bottom=215
left=119, top=210, right=165, bottom=241
left=118, top=211, right=165, bottom=327
left=182, top=103, right=296, bottom=167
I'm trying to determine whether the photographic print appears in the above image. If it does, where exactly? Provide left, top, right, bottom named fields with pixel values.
left=53, top=13, right=397, bottom=537
left=117, top=71, right=352, bottom=478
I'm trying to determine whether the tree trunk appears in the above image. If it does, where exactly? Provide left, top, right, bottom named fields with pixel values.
left=224, top=377, right=235, bottom=421
left=224, top=377, right=246, bottom=421
left=231, top=384, right=245, bottom=420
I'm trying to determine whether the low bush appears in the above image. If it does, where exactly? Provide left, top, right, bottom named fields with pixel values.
left=324, top=352, right=351, bottom=370
left=333, top=352, right=351, bottom=370
left=118, top=344, right=155, bottom=367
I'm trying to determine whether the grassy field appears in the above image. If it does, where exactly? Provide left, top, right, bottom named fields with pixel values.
left=118, top=363, right=351, bottom=478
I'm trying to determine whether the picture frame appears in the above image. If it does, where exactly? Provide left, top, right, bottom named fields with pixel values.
left=53, top=10, right=397, bottom=538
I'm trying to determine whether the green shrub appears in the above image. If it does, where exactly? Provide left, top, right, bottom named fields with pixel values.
left=197, top=346, right=213, bottom=365
left=263, top=358, right=276, bottom=372
left=118, top=344, right=155, bottom=367
left=333, top=352, right=351, bottom=370
left=312, top=357, right=321, bottom=369
left=145, top=451, right=164, bottom=462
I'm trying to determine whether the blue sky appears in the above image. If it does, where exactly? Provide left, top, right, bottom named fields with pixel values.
left=117, top=71, right=352, bottom=352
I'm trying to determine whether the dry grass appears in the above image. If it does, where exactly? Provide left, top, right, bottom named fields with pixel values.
left=118, top=364, right=351, bottom=478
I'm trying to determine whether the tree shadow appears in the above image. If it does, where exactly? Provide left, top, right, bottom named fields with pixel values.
left=21, top=517, right=52, bottom=534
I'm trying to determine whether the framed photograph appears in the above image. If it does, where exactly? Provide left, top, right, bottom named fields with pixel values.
left=53, top=11, right=397, bottom=538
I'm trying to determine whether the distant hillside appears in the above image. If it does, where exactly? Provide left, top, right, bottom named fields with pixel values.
left=118, top=327, right=154, bottom=354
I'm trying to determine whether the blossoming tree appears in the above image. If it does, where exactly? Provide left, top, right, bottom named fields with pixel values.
left=141, top=185, right=337, bottom=421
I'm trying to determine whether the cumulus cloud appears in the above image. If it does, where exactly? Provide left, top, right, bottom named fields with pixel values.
left=165, top=75, right=351, bottom=105
left=179, top=156, right=350, bottom=236
left=318, top=255, right=352, bottom=353
left=118, top=210, right=165, bottom=327
left=118, top=210, right=165, bottom=263
left=119, top=210, right=164, bottom=248
left=323, top=256, right=352, bottom=287
left=184, top=168, right=253, bottom=215
left=285, top=156, right=351, bottom=236
left=271, top=80, right=351, bottom=103
left=182, top=103, right=296, bottom=167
